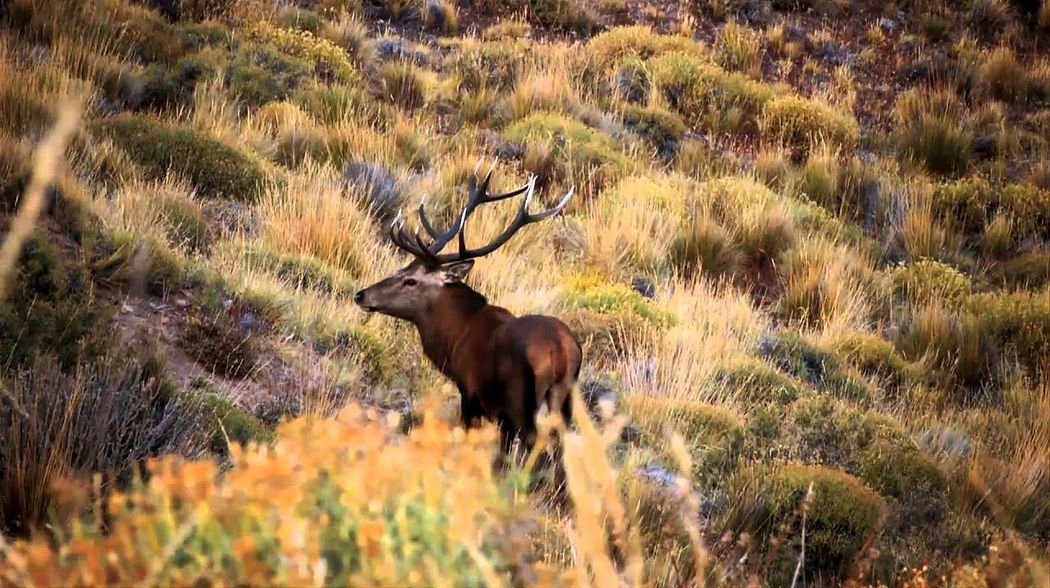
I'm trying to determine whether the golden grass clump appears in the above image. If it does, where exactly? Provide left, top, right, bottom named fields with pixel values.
left=760, top=95, right=860, bottom=153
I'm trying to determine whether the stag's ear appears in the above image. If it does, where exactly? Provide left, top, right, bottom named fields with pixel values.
left=441, top=260, right=475, bottom=284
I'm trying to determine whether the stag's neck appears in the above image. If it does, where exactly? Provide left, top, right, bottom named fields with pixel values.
left=413, top=285, right=490, bottom=376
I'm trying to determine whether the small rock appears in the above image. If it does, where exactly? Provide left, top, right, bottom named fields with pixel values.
left=175, top=297, right=190, bottom=308
left=478, top=130, right=524, bottom=160
left=238, top=311, right=269, bottom=335
left=341, top=160, right=403, bottom=224
left=371, top=38, right=429, bottom=65
left=631, top=276, right=656, bottom=299
left=972, top=136, right=997, bottom=159
left=121, top=303, right=134, bottom=314
left=877, top=17, right=896, bottom=30
left=919, top=427, right=974, bottom=458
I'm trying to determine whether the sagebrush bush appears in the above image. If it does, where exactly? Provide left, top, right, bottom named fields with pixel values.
left=760, top=95, right=860, bottom=153
left=97, top=115, right=270, bottom=202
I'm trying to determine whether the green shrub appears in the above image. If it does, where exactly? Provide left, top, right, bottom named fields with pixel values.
left=626, top=397, right=744, bottom=485
left=179, top=306, right=261, bottom=379
left=726, top=464, right=886, bottom=582
left=832, top=333, right=918, bottom=390
left=277, top=7, right=324, bottom=33
left=781, top=395, right=948, bottom=528
left=448, top=40, right=523, bottom=92
left=198, top=389, right=275, bottom=455
left=621, top=104, right=685, bottom=160
left=241, top=244, right=356, bottom=295
left=157, top=192, right=212, bottom=254
left=560, top=307, right=654, bottom=362
left=89, top=229, right=185, bottom=297
left=504, top=112, right=634, bottom=191
left=97, top=115, right=270, bottom=202
left=760, top=95, right=860, bottom=152
left=712, top=360, right=807, bottom=407
left=141, top=48, right=229, bottom=110
left=987, top=252, right=1050, bottom=289
left=558, top=274, right=676, bottom=329
left=612, top=58, right=651, bottom=105
left=966, top=292, right=1050, bottom=377
left=246, top=21, right=357, bottom=83
left=652, top=51, right=776, bottom=133
left=930, top=175, right=994, bottom=235
left=227, top=41, right=314, bottom=107
left=583, top=25, right=705, bottom=77
left=759, top=332, right=872, bottom=405
left=0, top=232, right=110, bottom=370
left=798, top=148, right=842, bottom=211
left=887, top=259, right=972, bottom=309
left=320, top=326, right=394, bottom=384
left=296, top=84, right=388, bottom=127
left=858, top=439, right=947, bottom=524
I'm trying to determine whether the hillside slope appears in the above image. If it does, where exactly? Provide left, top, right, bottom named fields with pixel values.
left=1, top=0, right=1048, bottom=585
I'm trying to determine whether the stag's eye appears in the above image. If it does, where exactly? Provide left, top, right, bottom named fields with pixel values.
left=403, top=278, right=418, bottom=287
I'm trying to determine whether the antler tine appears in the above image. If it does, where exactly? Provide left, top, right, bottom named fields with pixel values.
left=416, top=196, right=442, bottom=239
left=431, top=177, right=575, bottom=263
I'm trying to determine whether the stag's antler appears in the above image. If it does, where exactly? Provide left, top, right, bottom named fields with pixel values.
left=389, top=166, right=574, bottom=265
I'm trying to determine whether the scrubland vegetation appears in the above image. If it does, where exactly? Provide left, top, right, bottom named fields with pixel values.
left=0, top=0, right=1048, bottom=585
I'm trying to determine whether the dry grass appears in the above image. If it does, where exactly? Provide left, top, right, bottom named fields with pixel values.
left=2, top=2, right=1050, bottom=584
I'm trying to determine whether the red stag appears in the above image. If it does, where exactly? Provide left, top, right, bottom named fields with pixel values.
left=354, top=170, right=581, bottom=453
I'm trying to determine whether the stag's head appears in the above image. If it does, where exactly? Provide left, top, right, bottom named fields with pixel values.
left=354, top=169, right=574, bottom=321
